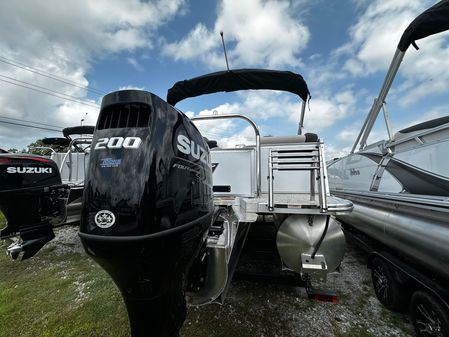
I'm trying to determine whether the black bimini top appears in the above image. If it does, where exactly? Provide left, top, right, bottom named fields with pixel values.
left=398, top=0, right=449, bottom=52
left=62, top=125, right=95, bottom=138
left=167, top=69, right=310, bottom=106
left=398, top=115, right=449, bottom=134
left=41, top=137, right=71, bottom=147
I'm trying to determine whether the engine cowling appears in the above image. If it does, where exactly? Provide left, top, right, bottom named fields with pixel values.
left=79, top=90, right=213, bottom=337
left=0, top=154, right=68, bottom=259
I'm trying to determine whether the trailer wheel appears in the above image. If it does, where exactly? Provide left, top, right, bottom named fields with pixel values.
left=410, top=291, right=449, bottom=337
left=371, top=257, right=407, bottom=311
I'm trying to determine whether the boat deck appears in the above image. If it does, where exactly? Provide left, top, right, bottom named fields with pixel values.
left=214, top=193, right=353, bottom=216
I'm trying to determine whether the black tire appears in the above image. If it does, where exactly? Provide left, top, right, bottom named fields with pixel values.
left=410, top=291, right=449, bottom=337
left=371, top=257, right=408, bottom=311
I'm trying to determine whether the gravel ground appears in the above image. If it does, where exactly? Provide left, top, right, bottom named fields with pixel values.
left=50, top=226, right=414, bottom=337
left=182, top=240, right=414, bottom=337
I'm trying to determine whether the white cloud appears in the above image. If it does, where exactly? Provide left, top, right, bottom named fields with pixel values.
left=186, top=88, right=357, bottom=148
left=55, top=102, right=98, bottom=127
left=336, top=128, right=359, bottom=142
left=195, top=89, right=356, bottom=133
left=0, top=0, right=185, bottom=149
left=341, top=0, right=423, bottom=76
left=118, top=85, right=146, bottom=91
left=300, top=90, right=357, bottom=133
left=395, top=104, right=449, bottom=131
left=127, top=57, right=144, bottom=72
left=220, top=125, right=257, bottom=148
left=325, top=144, right=352, bottom=161
left=337, top=0, right=449, bottom=106
left=162, top=24, right=218, bottom=63
left=162, top=0, right=310, bottom=68
left=190, top=103, right=240, bottom=142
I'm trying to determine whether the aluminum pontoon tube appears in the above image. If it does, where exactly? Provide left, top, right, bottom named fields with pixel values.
left=336, top=194, right=449, bottom=281
left=191, top=114, right=261, bottom=196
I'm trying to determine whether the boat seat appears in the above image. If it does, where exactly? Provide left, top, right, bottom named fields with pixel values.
left=260, top=133, right=318, bottom=145
left=203, top=137, right=218, bottom=149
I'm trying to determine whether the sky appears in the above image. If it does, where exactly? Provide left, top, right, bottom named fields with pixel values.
left=0, top=0, right=448, bottom=159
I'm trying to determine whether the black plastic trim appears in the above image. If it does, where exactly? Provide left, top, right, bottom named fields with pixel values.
left=78, top=212, right=213, bottom=243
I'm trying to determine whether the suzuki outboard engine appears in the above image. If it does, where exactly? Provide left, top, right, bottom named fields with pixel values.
left=79, top=90, right=213, bottom=337
left=0, top=154, right=69, bottom=259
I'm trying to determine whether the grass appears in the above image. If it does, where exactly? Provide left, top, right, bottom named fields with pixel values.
left=0, top=242, right=129, bottom=337
left=0, top=208, right=129, bottom=336
left=0, top=240, right=286, bottom=337
left=0, top=212, right=413, bottom=337
left=0, top=221, right=286, bottom=337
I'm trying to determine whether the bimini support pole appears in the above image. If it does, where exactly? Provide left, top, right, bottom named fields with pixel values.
left=351, top=49, right=405, bottom=153
left=297, top=95, right=308, bottom=135
left=220, top=31, right=230, bottom=71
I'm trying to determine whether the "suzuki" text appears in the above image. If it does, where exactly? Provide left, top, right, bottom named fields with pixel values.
left=7, top=167, right=53, bottom=174
left=177, top=135, right=209, bottom=165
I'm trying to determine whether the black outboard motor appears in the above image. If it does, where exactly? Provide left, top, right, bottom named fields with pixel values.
left=79, top=90, right=214, bottom=337
left=0, top=154, right=69, bottom=259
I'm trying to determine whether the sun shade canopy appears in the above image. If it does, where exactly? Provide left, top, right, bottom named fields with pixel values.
left=167, top=69, right=310, bottom=106
left=62, top=126, right=95, bottom=138
left=398, top=0, right=449, bottom=52
left=41, top=138, right=71, bottom=146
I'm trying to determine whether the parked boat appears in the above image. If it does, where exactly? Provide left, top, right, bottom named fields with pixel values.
left=0, top=66, right=353, bottom=337
left=77, top=69, right=352, bottom=337
left=0, top=125, right=93, bottom=259
left=328, top=1, right=449, bottom=335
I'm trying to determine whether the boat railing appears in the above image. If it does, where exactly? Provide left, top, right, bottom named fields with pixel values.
left=28, top=146, right=57, bottom=156
left=191, top=114, right=261, bottom=196
left=57, top=137, right=92, bottom=185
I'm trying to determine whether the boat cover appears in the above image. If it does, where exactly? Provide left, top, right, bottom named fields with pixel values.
left=41, top=137, right=71, bottom=146
left=167, top=69, right=310, bottom=106
left=397, top=115, right=449, bottom=134
left=62, top=125, right=95, bottom=138
left=398, top=0, right=449, bottom=51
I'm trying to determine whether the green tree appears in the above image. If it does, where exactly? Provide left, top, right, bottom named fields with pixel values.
left=26, top=139, right=70, bottom=156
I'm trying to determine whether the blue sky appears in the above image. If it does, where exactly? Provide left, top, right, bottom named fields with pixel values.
left=0, top=0, right=448, bottom=159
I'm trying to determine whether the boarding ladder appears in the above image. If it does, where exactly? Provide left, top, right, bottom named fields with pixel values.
left=267, top=142, right=329, bottom=212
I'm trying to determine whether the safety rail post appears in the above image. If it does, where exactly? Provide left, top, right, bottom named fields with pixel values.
left=191, top=114, right=261, bottom=196
left=318, top=142, right=328, bottom=212
left=59, top=137, right=92, bottom=181
left=268, top=149, right=274, bottom=211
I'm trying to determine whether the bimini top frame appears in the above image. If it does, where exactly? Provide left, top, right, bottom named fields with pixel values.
left=351, top=0, right=449, bottom=153
left=167, top=68, right=310, bottom=135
